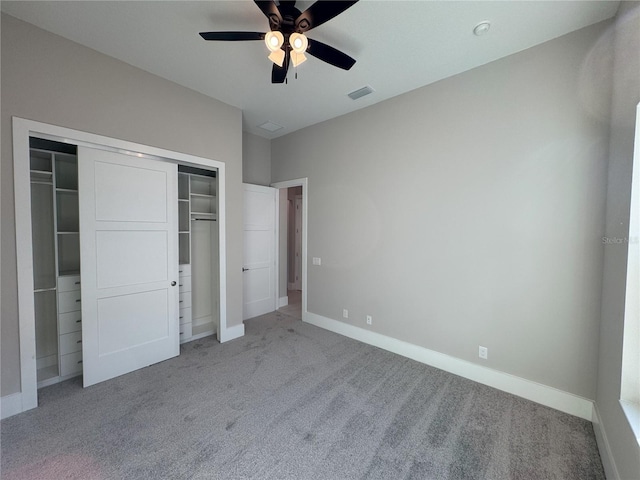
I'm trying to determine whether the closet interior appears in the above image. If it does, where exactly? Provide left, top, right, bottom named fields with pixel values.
left=30, top=138, right=82, bottom=388
left=29, top=138, right=220, bottom=389
left=178, top=165, right=220, bottom=343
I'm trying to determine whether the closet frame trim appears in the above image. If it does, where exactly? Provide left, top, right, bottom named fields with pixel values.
left=12, top=117, right=230, bottom=414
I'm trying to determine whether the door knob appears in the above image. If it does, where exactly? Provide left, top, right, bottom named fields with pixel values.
left=171, top=281, right=177, bottom=286
left=242, top=267, right=248, bottom=272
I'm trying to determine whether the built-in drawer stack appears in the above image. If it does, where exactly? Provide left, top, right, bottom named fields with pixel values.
left=57, top=274, right=82, bottom=377
left=178, top=265, right=192, bottom=343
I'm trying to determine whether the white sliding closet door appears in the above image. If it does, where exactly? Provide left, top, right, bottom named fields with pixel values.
left=78, top=147, right=179, bottom=387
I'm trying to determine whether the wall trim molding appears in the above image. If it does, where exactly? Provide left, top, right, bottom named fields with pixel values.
left=304, top=311, right=594, bottom=420
left=278, top=296, right=289, bottom=308
left=592, top=404, right=622, bottom=480
left=219, top=323, right=245, bottom=343
left=1, top=393, right=24, bottom=420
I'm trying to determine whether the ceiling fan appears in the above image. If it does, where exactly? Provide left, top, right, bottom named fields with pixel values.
left=199, top=0, right=358, bottom=83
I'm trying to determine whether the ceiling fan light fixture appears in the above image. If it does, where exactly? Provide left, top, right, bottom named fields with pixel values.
left=264, top=31, right=284, bottom=51
left=200, top=1, right=359, bottom=83
left=291, top=51, right=307, bottom=67
left=289, top=33, right=308, bottom=53
left=268, top=49, right=286, bottom=67
left=289, top=32, right=308, bottom=67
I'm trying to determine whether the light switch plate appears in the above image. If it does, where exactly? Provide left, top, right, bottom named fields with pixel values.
left=312, top=257, right=321, bottom=266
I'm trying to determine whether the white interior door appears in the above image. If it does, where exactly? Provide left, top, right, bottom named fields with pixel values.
left=79, top=147, right=179, bottom=387
left=243, top=183, right=276, bottom=320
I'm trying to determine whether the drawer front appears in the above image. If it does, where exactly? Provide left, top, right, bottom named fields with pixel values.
left=178, top=264, right=191, bottom=277
left=179, top=307, right=192, bottom=325
left=58, top=291, right=82, bottom=314
left=179, top=322, right=192, bottom=343
left=59, top=311, right=82, bottom=335
left=60, top=331, right=83, bottom=355
left=58, top=275, right=81, bottom=292
left=60, top=351, right=83, bottom=377
left=179, top=292, right=192, bottom=309
left=178, top=276, right=192, bottom=293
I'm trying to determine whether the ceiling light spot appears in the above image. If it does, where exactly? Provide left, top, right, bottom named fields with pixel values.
left=473, top=21, right=491, bottom=36
left=258, top=121, right=284, bottom=132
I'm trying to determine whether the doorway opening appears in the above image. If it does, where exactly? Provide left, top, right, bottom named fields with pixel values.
left=272, top=179, right=308, bottom=322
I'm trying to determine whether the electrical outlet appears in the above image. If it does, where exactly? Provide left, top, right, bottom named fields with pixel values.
left=343, top=309, right=349, bottom=319
left=312, top=257, right=321, bottom=266
left=479, top=346, right=488, bottom=360
left=366, top=315, right=372, bottom=325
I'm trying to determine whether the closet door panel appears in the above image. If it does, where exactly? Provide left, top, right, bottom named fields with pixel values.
left=79, top=147, right=178, bottom=388
left=96, top=289, right=169, bottom=355
left=96, top=231, right=168, bottom=288
left=94, top=162, right=167, bottom=223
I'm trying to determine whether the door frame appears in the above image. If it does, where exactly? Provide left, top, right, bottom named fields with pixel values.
left=12, top=117, right=229, bottom=414
left=271, top=178, right=308, bottom=320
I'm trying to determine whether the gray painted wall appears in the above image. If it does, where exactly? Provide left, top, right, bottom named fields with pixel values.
left=272, top=22, right=613, bottom=399
left=243, top=132, right=271, bottom=186
left=1, top=14, right=244, bottom=397
left=596, top=3, right=640, bottom=479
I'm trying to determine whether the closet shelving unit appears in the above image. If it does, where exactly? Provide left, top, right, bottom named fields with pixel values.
left=177, top=168, right=219, bottom=343
left=30, top=142, right=82, bottom=388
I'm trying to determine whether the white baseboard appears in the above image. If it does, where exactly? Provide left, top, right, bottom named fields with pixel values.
left=219, top=322, right=245, bottom=343
left=592, top=404, right=621, bottom=480
left=304, top=311, right=594, bottom=420
left=278, top=296, right=289, bottom=308
left=1, top=392, right=24, bottom=419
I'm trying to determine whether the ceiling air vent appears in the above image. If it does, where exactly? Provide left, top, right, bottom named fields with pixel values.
left=257, top=121, right=284, bottom=132
left=348, top=86, right=374, bottom=101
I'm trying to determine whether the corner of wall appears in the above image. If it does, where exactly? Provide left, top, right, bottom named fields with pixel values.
left=592, top=403, right=622, bottom=480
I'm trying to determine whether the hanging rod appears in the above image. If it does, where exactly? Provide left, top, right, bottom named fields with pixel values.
left=192, top=218, right=217, bottom=221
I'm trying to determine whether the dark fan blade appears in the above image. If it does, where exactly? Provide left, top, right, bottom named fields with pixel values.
left=307, top=38, right=356, bottom=70
left=199, top=31, right=265, bottom=41
left=272, top=50, right=290, bottom=83
left=295, top=1, right=358, bottom=33
left=254, top=0, right=283, bottom=30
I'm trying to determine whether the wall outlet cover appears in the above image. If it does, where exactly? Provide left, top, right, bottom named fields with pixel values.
left=479, top=346, right=488, bottom=359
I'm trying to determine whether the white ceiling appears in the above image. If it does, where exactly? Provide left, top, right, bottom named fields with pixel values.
left=2, top=1, right=619, bottom=139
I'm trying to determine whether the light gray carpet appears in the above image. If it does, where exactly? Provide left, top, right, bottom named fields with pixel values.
left=1, top=312, right=604, bottom=479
